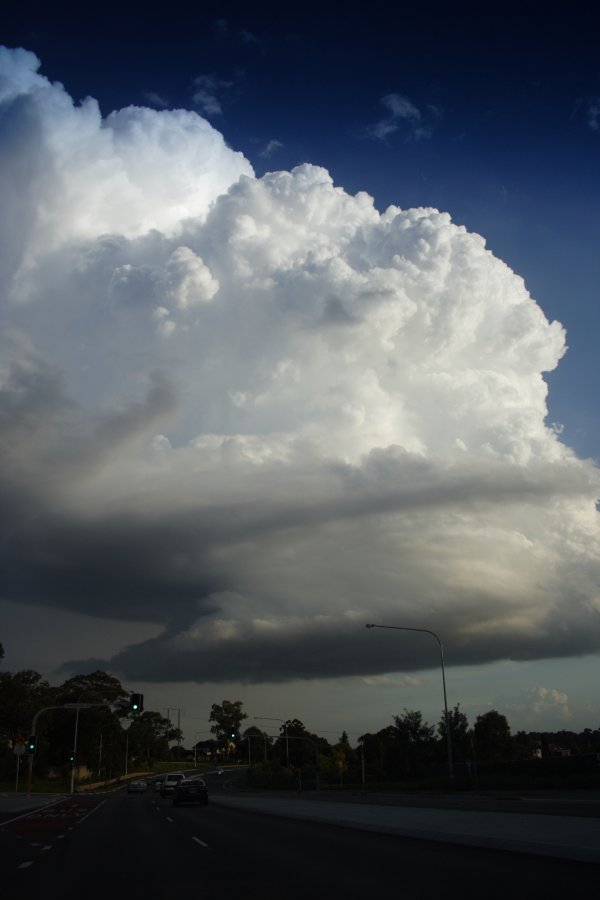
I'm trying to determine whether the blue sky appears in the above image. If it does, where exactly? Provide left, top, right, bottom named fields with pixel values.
left=1, top=2, right=599, bottom=742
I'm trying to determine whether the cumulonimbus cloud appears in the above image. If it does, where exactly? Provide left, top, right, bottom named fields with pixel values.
left=1, top=46, right=599, bottom=684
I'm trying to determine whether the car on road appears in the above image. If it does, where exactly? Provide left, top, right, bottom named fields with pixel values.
left=153, top=779, right=163, bottom=793
left=160, top=772, right=186, bottom=797
left=127, top=780, right=146, bottom=793
left=173, top=777, right=208, bottom=806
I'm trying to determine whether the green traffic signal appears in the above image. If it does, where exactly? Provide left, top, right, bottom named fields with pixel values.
left=27, top=735, right=37, bottom=753
left=130, top=692, right=144, bottom=713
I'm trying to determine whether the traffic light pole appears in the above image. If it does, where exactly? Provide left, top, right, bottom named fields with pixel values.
left=70, top=705, right=81, bottom=795
left=26, top=703, right=107, bottom=796
left=26, top=705, right=67, bottom=797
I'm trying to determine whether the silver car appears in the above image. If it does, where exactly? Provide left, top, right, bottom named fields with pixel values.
left=160, top=772, right=186, bottom=797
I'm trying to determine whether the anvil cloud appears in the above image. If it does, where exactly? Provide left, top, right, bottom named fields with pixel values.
left=1, top=47, right=599, bottom=684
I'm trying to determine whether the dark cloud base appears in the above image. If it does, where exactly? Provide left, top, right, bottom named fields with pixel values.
left=61, top=612, right=600, bottom=685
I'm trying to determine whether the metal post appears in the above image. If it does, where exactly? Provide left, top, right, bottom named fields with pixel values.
left=365, top=623, right=454, bottom=779
left=255, top=716, right=289, bottom=768
left=70, top=705, right=80, bottom=794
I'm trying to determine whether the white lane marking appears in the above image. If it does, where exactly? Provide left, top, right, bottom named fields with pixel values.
left=57, top=834, right=65, bottom=839
left=29, top=842, right=41, bottom=847
left=1, top=797, right=66, bottom=828
left=192, top=836, right=209, bottom=848
left=18, top=861, right=34, bottom=868
left=166, top=816, right=174, bottom=823
left=77, top=800, right=106, bottom=824
left=42, top=845, right=52, bottom=851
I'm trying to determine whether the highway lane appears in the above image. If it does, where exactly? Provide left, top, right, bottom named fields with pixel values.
left=2, top=788, right=599, bottom=899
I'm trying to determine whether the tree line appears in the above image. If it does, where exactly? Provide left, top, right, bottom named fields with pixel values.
left=3, top=638, right=600, bottom=788
left=0, top=644, right=182, bottom=785
left=207, top=699, right=600, bottom=787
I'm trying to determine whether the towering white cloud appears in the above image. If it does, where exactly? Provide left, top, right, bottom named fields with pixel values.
left=1, top=46, right=598, bottom=684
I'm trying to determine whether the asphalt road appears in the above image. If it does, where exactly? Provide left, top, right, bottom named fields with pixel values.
left=1, top=782, right=599, bottom=899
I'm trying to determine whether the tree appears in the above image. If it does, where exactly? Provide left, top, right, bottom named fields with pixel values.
left=330, top=731, right=355, bottom=785
left=392, top=709, right=436, bottom=778
left=56, top=671, right=129, bottom=713
left=0, top=669, right=54, bottom=745
left=393, top=709, right=434, bottom=743
left=338, top=730, right=350, bottom=748
left=241, top=725, right=272, bottom=763
left=473, top=710, right=512, bottom=761
left=127, top=711, right=175, bottom=764
left=45, top=671, right=130, bottom=776
left=437, top=703, right=471, bottom=762
left=209, top=700, right=247, bottom=752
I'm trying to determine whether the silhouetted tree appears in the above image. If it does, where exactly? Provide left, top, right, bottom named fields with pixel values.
left=473, top=710, right=512, bottom=761
left=437, top=703, right=471, bottom=762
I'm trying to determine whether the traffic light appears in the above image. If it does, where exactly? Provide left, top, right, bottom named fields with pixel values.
left=130, top=693, right=144, bottom=713
left=27, top=735, right=37, bottom=754
left=229, top=730, right=237, bottom=740
left=69, top=751, right=75, bottom=764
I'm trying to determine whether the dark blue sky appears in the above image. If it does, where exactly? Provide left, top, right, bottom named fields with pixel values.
left=3, top=0, right=599, bottom=459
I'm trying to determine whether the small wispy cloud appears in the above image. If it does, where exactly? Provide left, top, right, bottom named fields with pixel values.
left=366, top=93, right=439, bottom=142
left=505, top=686, right=573, bottom=724
left=213, top=18, right=229, bottom=39
left=241, top=29, right=263, bottom=49
left=212, top=18, right=265, bottom=53
left=259, top=139, right=284, bottom=159
left=144, top=91, right=169, bottom=109
left=586, top=98, right=600, bottom=132
left=192, top=74, right=233, bottom=117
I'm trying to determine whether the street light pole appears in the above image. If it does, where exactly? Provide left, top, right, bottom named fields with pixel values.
left=358, top=738, right=365, bottom=787
left=365, top=623, right=454, bottom=779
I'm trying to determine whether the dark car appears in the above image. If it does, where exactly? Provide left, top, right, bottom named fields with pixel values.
left=173, top=777, right=208, bottom=806
left=127, top=780, right=146, bottom=794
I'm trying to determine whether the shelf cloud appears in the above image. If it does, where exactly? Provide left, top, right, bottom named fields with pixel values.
left=1, top=46, right=599, bottom=684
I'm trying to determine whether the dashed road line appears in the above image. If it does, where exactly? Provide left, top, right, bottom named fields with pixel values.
left=42, top=845, right=52, bottom=851
left=166, top=816, right=174, bottom=823
left=192, top=836, right=209, bottom=848
left=18, top=861, right=34, bottom=869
